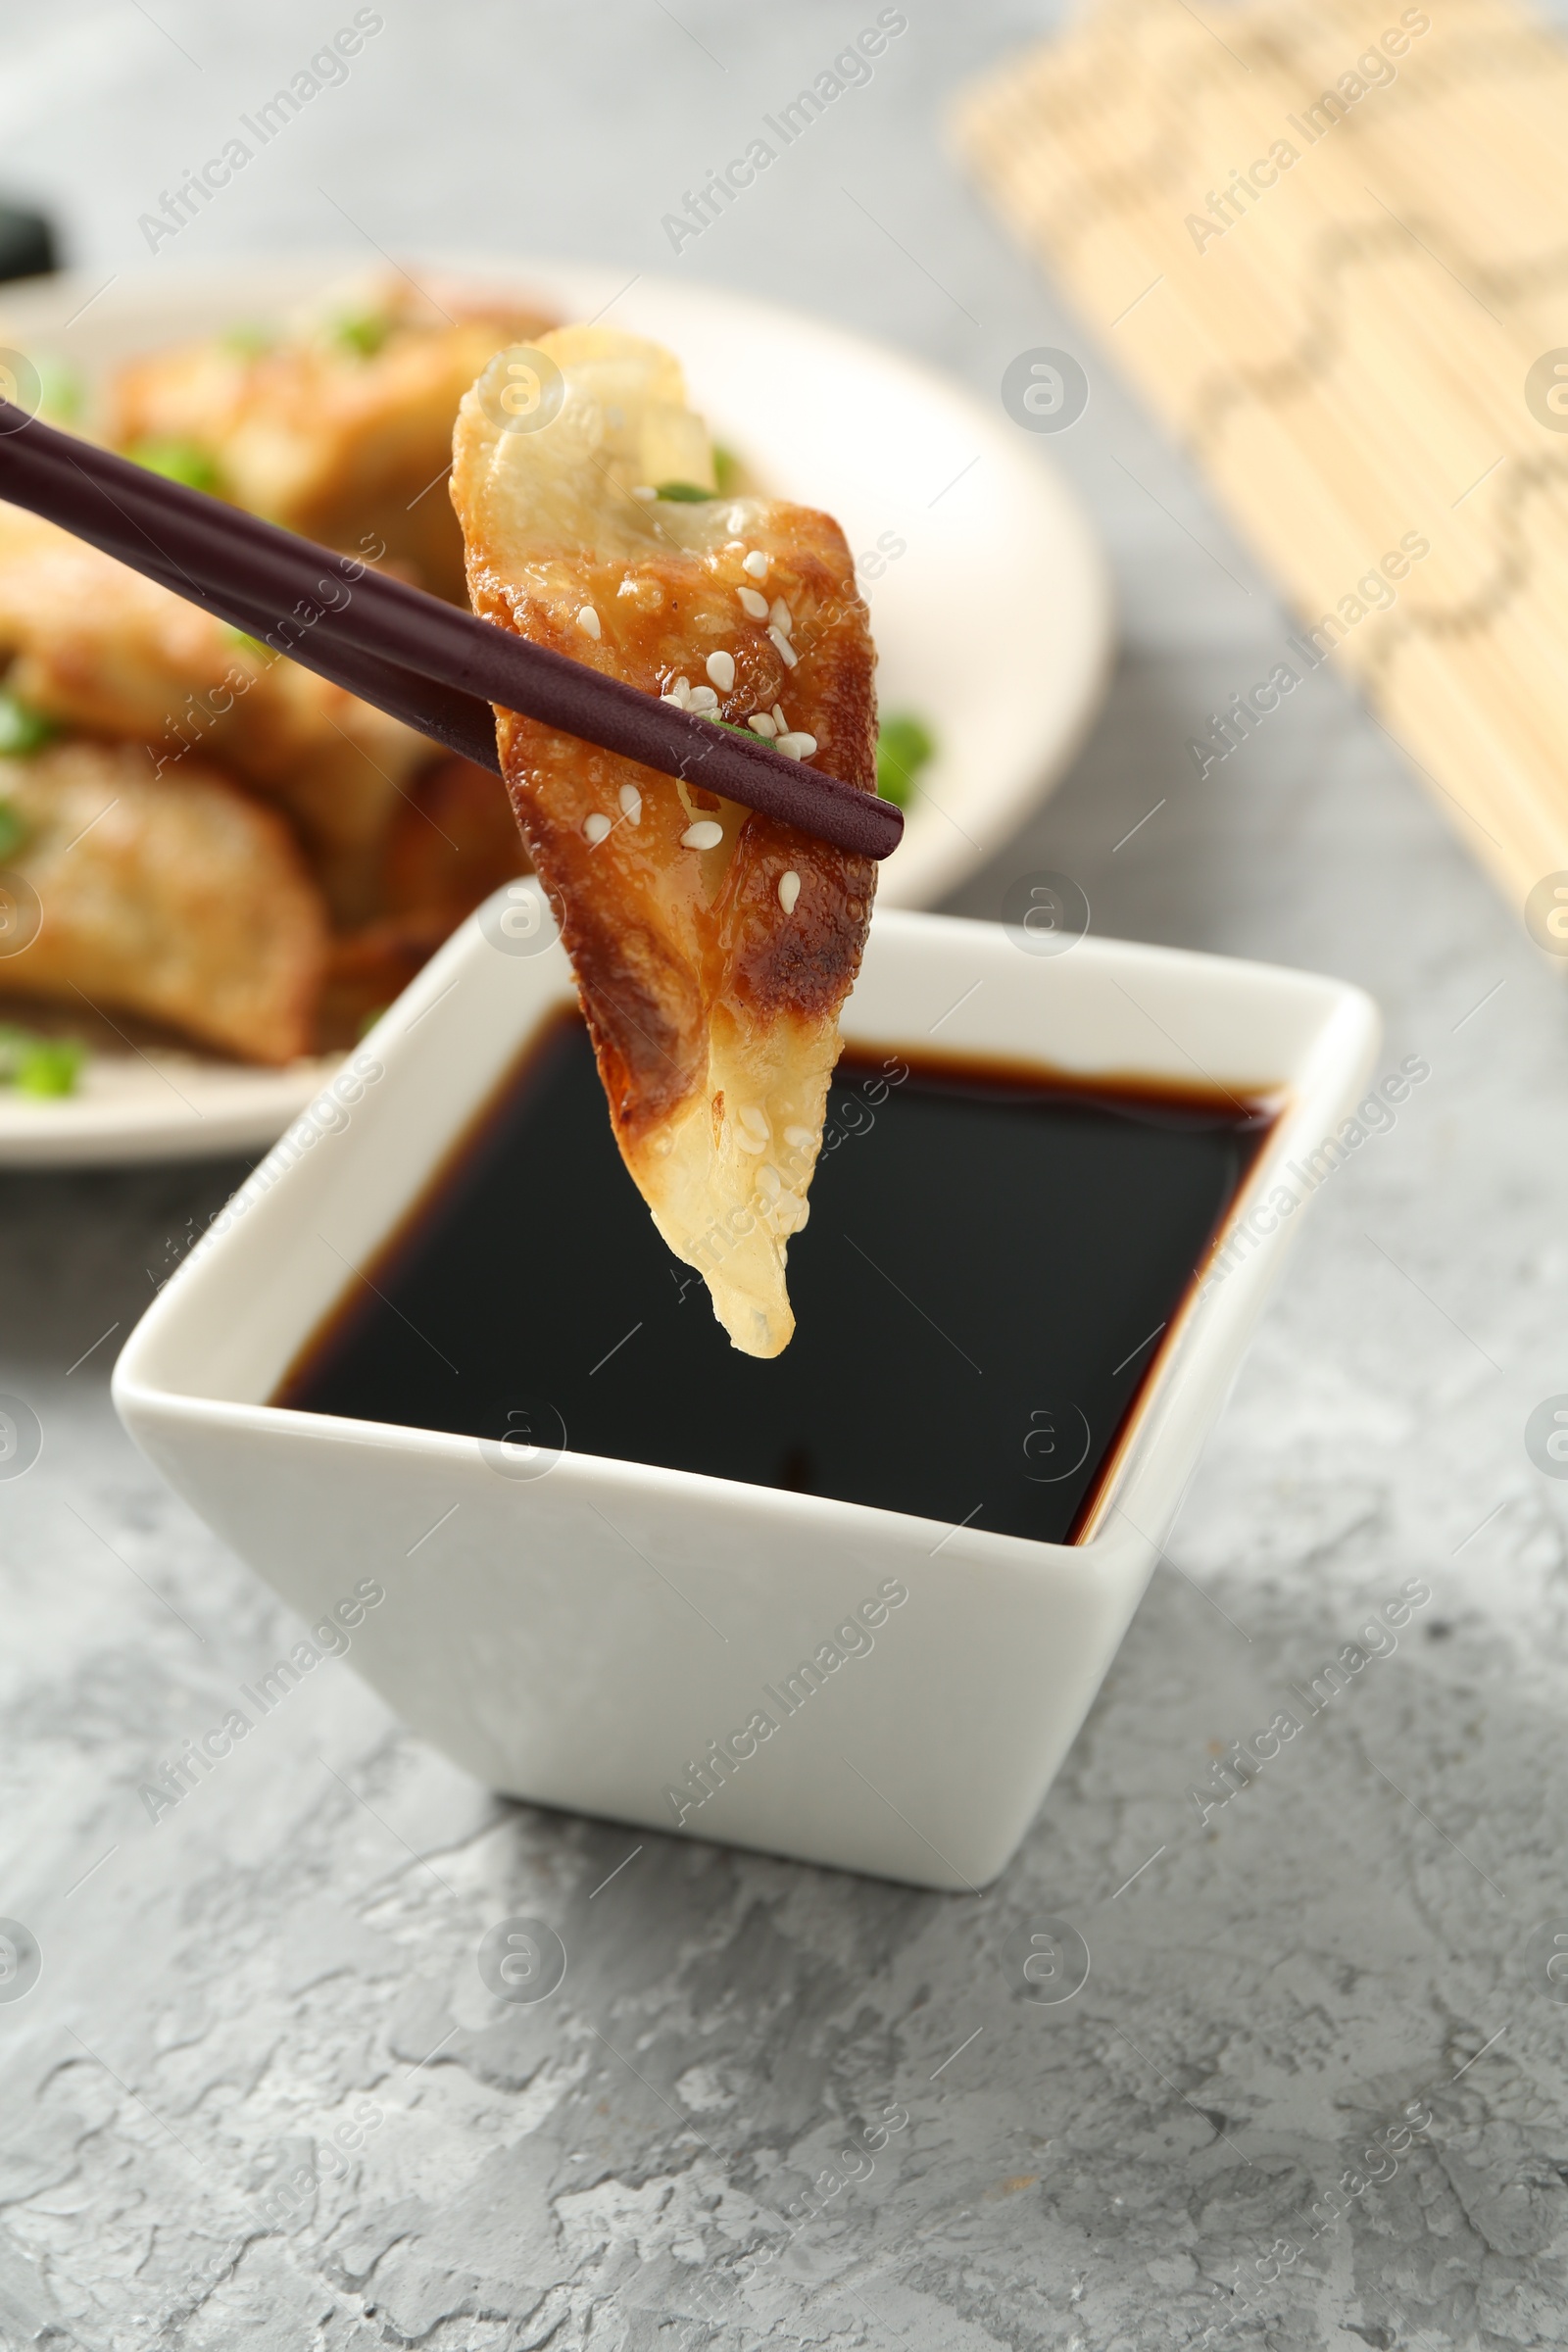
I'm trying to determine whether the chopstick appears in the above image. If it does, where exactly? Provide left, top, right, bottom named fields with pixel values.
left=0, top=401, right=904, bottom=862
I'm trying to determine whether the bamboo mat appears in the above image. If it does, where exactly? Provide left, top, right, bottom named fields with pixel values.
left=955, top=0, right=1568, bottom=916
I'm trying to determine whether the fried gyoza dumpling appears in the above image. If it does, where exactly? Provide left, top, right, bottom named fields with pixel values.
left=109, top=275, right=558, bottom=601
left=0, top=503, right=424, bottom=915
left=318, top=756, right=533, bottom=1046
left=451, top=327, right=878, bottom=1357
left=0, top=741, right=325, bottom=1062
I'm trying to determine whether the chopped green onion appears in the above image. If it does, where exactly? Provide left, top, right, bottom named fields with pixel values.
left=0, top=1026, right=85, bottom=1098
left=331, top=311, right=390, bottom=359
left=33, top=356, right=83, bottom=423
left=655, top=480, right=716, bottom=502
left=876, top=711, right=936, bottom=808
left=16, top=1038, right=84, bottom=1097
left=0, top=689, right=59, bottom=759
left=126, top=438, right=222, bottom=493
left=221, top=625, right=275, bottom=663
left=220, top=322, right=277, bottom=357
left=711, top=443, right=741, bottom=493
left=0, top=802, right=30, bottom=860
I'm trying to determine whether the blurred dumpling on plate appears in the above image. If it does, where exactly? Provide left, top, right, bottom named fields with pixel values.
left=0, top=741, right=325, bottom=1063
left=108, top=273, right=558, bottom=602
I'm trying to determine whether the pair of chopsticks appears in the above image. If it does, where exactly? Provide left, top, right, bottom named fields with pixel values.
left=0, top=399, right=903, bottom=862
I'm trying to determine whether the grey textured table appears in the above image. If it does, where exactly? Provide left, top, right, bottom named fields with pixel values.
left=4, top=6, right=1568, bottom=2347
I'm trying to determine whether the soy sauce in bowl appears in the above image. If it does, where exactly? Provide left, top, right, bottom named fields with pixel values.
left=275, top=1009, right=1276, bottom=1544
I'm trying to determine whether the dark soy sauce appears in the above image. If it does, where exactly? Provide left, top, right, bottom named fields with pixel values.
left=275, top=1010, right=1276, bottom=1544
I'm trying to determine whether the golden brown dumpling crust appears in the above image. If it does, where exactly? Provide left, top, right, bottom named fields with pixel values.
left=452, top=326, right=878, bottom=1355
left=469, top=538, right=876, bottom=1126
left=0, top=741, right=326, bottom=1063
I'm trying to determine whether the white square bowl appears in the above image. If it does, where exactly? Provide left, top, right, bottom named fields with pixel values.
left=112, top=899, right=1378, bottom=1889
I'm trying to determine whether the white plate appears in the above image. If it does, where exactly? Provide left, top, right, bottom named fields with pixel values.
left=0, top=255, right=1112, bottom=1165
